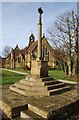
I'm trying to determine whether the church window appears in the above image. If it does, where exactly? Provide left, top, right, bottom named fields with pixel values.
left=18, top=57, right=21, bottom=63
left=48, top=52, right=49, bottom=61
left=44, top=47, right=47, bottom=56
left=45, top=47, right=47, bottom=55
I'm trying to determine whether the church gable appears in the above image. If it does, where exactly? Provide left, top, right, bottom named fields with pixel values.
left=14, top=44, right=20, bottom=50
left=27, top=41, right=38, bottom=54
left=4, top=34, right=56, bottom=69
left=27, top=37, right=54, bottom=54
left=42, top=38, right=54, bottom=54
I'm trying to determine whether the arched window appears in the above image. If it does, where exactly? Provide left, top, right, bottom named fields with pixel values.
left=48, top=51, right=49, bottom=61
left=18, top=57, right=21, bottom=63
left=45, top=47, right=47, bottom=55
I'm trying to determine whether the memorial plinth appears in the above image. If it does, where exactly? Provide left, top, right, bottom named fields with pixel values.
left=31, top=60, right=48, bottom=77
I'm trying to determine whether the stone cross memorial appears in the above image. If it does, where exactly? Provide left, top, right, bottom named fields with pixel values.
left=10, top=7, right=70, bottom=96
left=31, top=7, right=48, bottom=77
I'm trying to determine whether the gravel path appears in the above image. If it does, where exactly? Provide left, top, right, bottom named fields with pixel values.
left=2, top=68, right=27, bottom=75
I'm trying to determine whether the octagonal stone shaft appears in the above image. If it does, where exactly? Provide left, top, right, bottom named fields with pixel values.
left=38, top=7, right=43, bottom=60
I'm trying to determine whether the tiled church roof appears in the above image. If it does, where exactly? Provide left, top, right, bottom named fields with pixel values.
left=21, top=46, right=29, bottom=55
left=27, top=41, right=38, bottom=54
left=27, top=37, right=54, bottom=54
left=9, top=37, right=55, bottom=58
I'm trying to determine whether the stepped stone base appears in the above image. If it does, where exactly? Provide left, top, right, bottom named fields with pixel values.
left=9, top=74, right=70, bottom=96
left=0, top=84, right=78, bottom=119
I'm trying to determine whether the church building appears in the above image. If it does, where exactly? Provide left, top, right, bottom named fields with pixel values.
left=4, top=33, right=57, bottom=70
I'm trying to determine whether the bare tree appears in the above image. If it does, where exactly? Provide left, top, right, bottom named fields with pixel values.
left=47, top=10, right=79, bottom=77
left=3, top=45, right=11, bottom=57
left=72, top=11, right=79, bottom=77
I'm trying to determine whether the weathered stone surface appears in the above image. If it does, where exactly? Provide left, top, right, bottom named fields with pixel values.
left=20, top=79, right=44, bottom=86
left=0, top=85, right=28, bottom=118
left=15, top=82, right=47, bottom=91
left=20, top=109, right=42, bottom=119
left=10, top=85, right=49, bottom=96
left=0, top=99, right=12, bottom=118
left=10, top=75, right=70, bottom=97
left=25, top=75, right=54, bottom=82
left=28, top=104, right=48, bottom=118
left=31, top=60, right=48, bottom=77
left=37, top=7, right=43, bottom=61
left=0, top=84, right=79, bottom=119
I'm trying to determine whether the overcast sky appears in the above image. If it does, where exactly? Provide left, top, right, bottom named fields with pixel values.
left=0, top=2, right=77, bottom=57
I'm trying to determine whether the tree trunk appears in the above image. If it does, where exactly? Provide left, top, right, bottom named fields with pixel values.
left=72, top=11, right=79, bottom=77
left=67, top=18, right=72, bottom=76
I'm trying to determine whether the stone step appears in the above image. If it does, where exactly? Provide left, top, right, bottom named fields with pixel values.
left=41, top=77, right=54, bottom=82
left=25, top=76, right=54, bottom=82
left=10, top=85, right=49, bottom=96
left=47, top=82, right=66, bottom=90
left=15, top=81, right=68, bottom=92
left=9, top=85, right=27, bottom=96
left=49, top=86, right=70, bottom=95
left=44, top=80, right=62, bottom=86
left=28, top=104, right=48, bottom=118
left=12, top=117, right=22, bottom=120
left=25, top=76, right=36, bottom=81
left=10, top=84, right=70, bottom=96
left=20, top=110, right=42, bottom=119
left=20, top=79, right=44, bottom=86
left=15, top=82, right=47, bottom=91
left=0, top=95, right=27, bottom=118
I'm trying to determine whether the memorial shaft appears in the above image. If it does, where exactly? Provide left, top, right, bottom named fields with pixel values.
left=38, top=8, right=43, bottom=60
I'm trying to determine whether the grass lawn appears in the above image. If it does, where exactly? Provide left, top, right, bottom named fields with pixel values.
left=49, top=70, right=77, bottom=82
left=14, top=68, right=31, bottom=74
left=0, top=70, right=25, bottom=84
left=0, top=69, right=77, bottom=85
